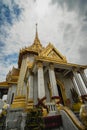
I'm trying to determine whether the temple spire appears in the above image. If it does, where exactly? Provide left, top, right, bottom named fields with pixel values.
left=33, top=23, right=42, bottom=47
left=35, top=23, right=38, bottom=39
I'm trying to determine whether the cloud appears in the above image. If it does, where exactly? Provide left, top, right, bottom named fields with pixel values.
left=0, top=0, right=87, bottom=81
left=0, top=1, right=22, bottom=26
left=51, top=0, right=87, bottom=16
left=0, top=0, right=22, bottom=81
left=79, top=45, right=87, bottom=64
left=78, top=23, right=87, bottom=64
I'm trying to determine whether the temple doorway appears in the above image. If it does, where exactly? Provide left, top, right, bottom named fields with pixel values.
left=57, top=84, right=64, bottom=105
left=11, top=93, right=14, bottom=104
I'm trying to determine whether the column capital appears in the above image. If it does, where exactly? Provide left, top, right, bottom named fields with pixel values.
left=37, top=61, right=43, bottom=68
left=29, top=70, right=34, bottom=76
left=78, top=68, right=84, bottom=73
left=79, top=68, right=87, bottom=88
left=72, top=67, right=78, bottom=72
left=49, top=63, right=54, bottom=70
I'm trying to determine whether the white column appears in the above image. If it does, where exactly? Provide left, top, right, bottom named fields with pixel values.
left=71, top=77, right=81, bottom=96
left=28, top=72, right=33, bottom=100
left=79, top=69, right=87, bottom=88
left=33, top=73, right=38, bottom=105
left=37, top=62, right=45, bottom=99
left=48, top=64, right=59, bottom=97
left=73, top=71, right=86, bottom=95
left=17, top=57, right=28, bottom=95
left=7, top=87, right=12, bottom=104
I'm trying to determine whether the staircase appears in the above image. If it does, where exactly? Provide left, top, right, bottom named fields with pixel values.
left=43, top=102, right=63, bottom=130
left=74, top=111, right=81, bottom=121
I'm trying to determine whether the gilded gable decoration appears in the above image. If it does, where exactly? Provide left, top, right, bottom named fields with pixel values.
left=39, top=43, right=67, bottom=63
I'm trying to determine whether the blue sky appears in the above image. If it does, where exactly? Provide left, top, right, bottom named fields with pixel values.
left=0, top=0, right=87, bottom=81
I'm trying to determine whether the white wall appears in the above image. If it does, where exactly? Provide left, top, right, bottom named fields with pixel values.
left=7, top=84, right=17, bottom=104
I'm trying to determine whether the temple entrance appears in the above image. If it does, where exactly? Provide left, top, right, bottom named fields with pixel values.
left=56, top=80, right=67, bottom=105
left=11, top=93, right=14, bottom=104
left=57, top=84, right=64, bottom=105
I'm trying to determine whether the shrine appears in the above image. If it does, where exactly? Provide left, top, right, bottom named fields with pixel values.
left=0, top=24, right=87, bottom=130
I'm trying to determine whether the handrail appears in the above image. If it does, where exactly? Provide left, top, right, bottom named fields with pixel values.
left=60, top=106, right=85, bottom=130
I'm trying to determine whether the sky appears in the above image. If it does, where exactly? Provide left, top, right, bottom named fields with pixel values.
left=0, top=0, right=87, bottom=82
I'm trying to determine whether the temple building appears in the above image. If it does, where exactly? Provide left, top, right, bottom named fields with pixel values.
left=0, top=25, right=87, bottom=130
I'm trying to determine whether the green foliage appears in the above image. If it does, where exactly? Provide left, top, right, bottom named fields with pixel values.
left=70, top=88, right=80, bottom=103
left=25, top=107, right=45, bottom=130
left=0, top=112, right=6, bottom=129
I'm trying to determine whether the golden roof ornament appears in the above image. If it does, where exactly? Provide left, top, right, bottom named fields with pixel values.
left=35, top=23, right=38, bottom=39
left=18, top=24, right=44, bottom=68
left=32, top=23, right=42, bottom=49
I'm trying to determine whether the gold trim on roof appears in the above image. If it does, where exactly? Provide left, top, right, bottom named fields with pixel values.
left=39, top=43, right=67, bottom=62
left=18, top=24, right=44, bottom=68
left=35, top=56, right=87, bottom=69
left=32, top=23, right=42, bottom=50
left=6, top=67, right=19, bottom=82
left=0, top=81, right=9, bottom=88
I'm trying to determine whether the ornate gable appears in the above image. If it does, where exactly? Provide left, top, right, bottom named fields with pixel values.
left=39, top=43, right=67, bottom=63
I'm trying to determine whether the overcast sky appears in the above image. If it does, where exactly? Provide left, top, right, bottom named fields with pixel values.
left=0, top=0, right=87, bottom=82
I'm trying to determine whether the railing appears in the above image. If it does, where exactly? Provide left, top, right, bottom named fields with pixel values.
left=60, top=106, right=85, bottom=130
left=45, top=102, right=57, bottom=112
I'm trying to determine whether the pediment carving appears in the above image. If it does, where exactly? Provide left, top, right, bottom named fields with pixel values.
left=39, top=43, right=67, bottom=62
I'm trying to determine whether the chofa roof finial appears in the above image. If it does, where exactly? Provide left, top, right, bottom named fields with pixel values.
left=35, top=23, right=38, bottom=38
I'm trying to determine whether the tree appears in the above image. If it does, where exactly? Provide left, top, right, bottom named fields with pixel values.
left=25, top=107, right=45, bottom=130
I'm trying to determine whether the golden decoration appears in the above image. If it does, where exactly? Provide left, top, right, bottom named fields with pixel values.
left=56, top=79, right=67, bottom=105
left=11, top=95, right=26, bottom=109
left=37, top=61, right=43, bottom=68
left=39, top=43, right=67, bottom=63
left=49, top=63, right=54, bottom=70
left=80, top=104, right=87, bottom=127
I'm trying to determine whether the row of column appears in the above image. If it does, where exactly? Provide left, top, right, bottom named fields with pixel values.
left=80, top=70, right=87, bottom=88
left=37, top=62, right=59, bottom=102
left=72, top=70, right=87, bottom=97
left=28, top=62, right=87, bottom=103
left=28, top=62, right=59, bottom=103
